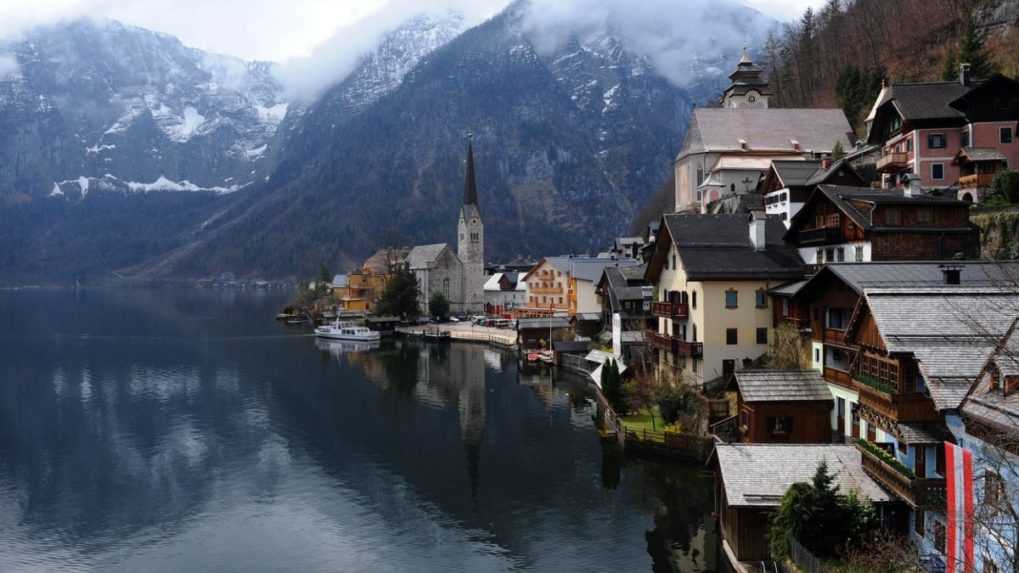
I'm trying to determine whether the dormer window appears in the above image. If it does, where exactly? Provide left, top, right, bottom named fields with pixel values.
left=739, top=139, right=748, bottom=150
left=790, top=139, right=801, bottom=151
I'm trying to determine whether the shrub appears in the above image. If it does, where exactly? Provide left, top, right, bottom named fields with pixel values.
left=992, top=171, right=1019, bottom=204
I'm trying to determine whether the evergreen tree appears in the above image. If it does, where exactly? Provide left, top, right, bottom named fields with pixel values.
left=377, top=264, right=420, bottom=319
left=601, top=359, right=626, bottom=414
left=428, top=291, right=450, bottom=320
left=942, top=48, right=959, bottom=81
left=956, top=11, right=997, bottom=80
left=832, top=140, right=846, bottom=161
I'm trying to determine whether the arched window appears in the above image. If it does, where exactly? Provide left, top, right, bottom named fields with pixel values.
left=443, top=278, right=450, bottom=298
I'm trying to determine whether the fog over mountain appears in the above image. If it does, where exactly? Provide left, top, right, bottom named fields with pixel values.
left=0, top=0, right=776, bottom=282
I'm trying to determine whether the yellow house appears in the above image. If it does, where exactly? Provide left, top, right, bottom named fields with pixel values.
left=645, top=212, right=804, bottom=387
left=332, top=248, right=408, bottom=314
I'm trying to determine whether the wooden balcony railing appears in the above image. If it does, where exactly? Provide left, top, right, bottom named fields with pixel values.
left=798, top=226, right=843, bottom=245
left=855, top=380, right=940, bottom=422
left=823, top=327, right=846, bottom=345
left=824, top=367, right=854, bottom=390
left=857, top=443, right=946, bottom=509
left=644, top=330, right=703, bottom=357
left=959, top=173, right=996, bottom=189
left=652, top=302, right=689, bottom=320
left=530, top=286, right=563, bottom=295
left=877, top=152, right=909, bottom=173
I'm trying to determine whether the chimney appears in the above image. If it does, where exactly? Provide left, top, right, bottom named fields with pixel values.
left=960, top=63, right=972, bottom=87
left=749, top=210, right=767, bottom=251
left=821, top=157, right=833, bottom=170
left=903, top=174, right=924, bottom=198
left=941, top=264, right=962, bottom=285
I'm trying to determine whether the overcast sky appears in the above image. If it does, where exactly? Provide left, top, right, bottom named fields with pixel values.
left=1, top=0, right=826, bottom=62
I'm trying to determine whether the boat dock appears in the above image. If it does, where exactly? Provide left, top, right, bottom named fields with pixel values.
left=396, top=324, right=517, bottom=348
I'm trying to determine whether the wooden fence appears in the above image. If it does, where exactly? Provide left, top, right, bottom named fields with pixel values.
left=788, top=538, right=825, bottom=573
left=622, top=427, right=715, bottom=462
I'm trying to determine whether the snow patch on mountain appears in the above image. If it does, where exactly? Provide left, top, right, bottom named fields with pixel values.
left=122, top=175, right=245, bottom=194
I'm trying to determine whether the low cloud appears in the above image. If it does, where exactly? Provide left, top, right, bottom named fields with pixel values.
left=520, top=0, right=778, bottom=86
left=0, top=54, right=18, bottom=77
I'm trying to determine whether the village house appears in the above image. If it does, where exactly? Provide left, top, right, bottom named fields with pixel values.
left=332, top=248, right=407, bottom=313
left=713, top=444, right=891, bottom=566
left=483, top=272, right=527, bottom=316
left=645, top=212, right=803, bottom=388
left=596, top=265, right=653, bottom=362
left=946, top=324, right=1019, bottom=572
left=867, top=65, right=1019, bottom=200
left=520, top=256, right=640, bottom=318
left=759, top=158, right=866, bottom=226
left=674, top=50, right=853, bottom=214
left=784, top=182, right=979, bottom=271
left=773, top=261, right=1019, bottom=569
left=727, top=370, right=833, bottom=444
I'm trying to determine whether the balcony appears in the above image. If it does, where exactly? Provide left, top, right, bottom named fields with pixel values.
left=959, top=173, right=996, bottom=189
left=652, top=302, right=689, bottom=320
left=797, top=226, right=843, bottom=245
left=530, top=286, right=563, bottom=295
left=645, top=330, right=703, bottom=357
left=855, top=379, right=941, bottom=423
left=877, top=152, right=910, bottom=173
left=823, top=327, right=846, bottom=345
left=857, top=442, right=946, bottom=509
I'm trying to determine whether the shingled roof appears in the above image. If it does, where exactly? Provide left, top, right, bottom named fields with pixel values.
left=651, top=213, right=804, bottom=281
left=715, top=444, right=891, bottom=508
left=678, top=108, right=852, bottom=161
left=734, top=370, right=833, bottom=403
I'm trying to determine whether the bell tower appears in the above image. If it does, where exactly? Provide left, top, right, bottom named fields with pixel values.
left=458, top=134, right=485, bottom=313
left=721, top=48, right=771, bottom=109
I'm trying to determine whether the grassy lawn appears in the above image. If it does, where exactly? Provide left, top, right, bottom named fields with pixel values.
left=621, top=407, right=663, bottom=434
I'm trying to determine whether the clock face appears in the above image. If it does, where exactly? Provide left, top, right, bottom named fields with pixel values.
left=748, top=94, right=757, bottom=103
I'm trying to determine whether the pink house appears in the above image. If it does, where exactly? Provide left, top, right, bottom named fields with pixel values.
left=868, top=66, right=1019, bottom=201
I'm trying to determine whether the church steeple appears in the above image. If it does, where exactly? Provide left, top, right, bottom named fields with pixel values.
left=464, top=133, right=479, bottom=209
left=721, top=48, right=771, bottom=109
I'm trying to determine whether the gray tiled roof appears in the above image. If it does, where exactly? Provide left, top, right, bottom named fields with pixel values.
left=543, top=256, right=641, bottom=283
left=896, top=422, right=951, bottom=445
left=735, top=370, right=833, bottom=403
left=405, top=244, right=450, bottom=269
left=882, top=81, right=974, bottom=122
left=715, top=444, right=891, bottom=508
left=772, top=159, right=824, bottom=187
left=661, top=213, right=804, bottom=281
left=679, top=108, right=852, bottom=160
left=961, top=324, right=1019, bottom=432
left=517, top=317, right=572, bottom=330
left=865, top=289, right=1019, bottom=410
left=770, top=280, right=809, bottom=297
left=816, top=262, right=1019, bottom=294
left=958, top=147, right=1008, bottom=163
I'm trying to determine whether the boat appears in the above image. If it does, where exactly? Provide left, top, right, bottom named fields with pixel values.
left=314, top=320, right=381, bottom=342
left=286, top=316, right=311, bottom=325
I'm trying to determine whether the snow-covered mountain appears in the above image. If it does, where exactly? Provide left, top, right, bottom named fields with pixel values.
left=0, top=19, right=288, bottom=200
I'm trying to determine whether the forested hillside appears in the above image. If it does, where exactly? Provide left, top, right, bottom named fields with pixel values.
left=763, top=0, right=1019, bottom=132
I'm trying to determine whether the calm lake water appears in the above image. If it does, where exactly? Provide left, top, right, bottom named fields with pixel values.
left=0, top=288, right=718, bottom=572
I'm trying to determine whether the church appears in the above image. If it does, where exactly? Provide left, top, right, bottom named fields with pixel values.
left=404, top=137, right=486, bottom=315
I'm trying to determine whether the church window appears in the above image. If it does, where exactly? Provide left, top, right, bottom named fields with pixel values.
left=443, top=278, right=450, bottom=298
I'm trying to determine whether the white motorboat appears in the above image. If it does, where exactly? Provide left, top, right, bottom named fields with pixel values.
left=314, top=321, right=381, bottom=342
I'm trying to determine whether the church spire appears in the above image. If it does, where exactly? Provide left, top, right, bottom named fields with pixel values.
left=464, top=133, right=478, bottom=208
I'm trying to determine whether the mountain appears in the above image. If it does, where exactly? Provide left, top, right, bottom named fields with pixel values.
left=0, top=19, right=288, bottom=201
left=0, top=4, right=774, bottom=282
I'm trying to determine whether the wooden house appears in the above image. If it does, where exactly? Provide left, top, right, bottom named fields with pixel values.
left=784, top=184, right=979, bottom=272
left=728, top=370, right=833, bottom=443
left=713, top=444, right=891, bottom=567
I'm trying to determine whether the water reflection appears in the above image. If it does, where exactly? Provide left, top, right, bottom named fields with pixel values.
left=0, top=288, right=719, bottom=572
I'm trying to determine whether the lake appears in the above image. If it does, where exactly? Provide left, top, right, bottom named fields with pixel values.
left=0, top=288, right=718, bottom=572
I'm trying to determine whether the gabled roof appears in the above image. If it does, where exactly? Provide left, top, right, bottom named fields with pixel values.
left=771, top=159, right=824, bottom=188
left=734, top=370, right=833, bottom=403
left=649, top=213, right=804, bottom=282
left=528, top=256, right=640, bottom=283
left=804, top=262, right=1019, bottom=295
left=715, top=444, right=892, bottom=508
left=955, top=147, right=1008, bottom=164
left=960, top=318, right=1019, bottom=433
left=363, top=247, right=410, bottom=274
left=405, top=244, right=452, bottom=269
left=786, top=185, right=971, bottom=239
left=881, top=81, right=975, bottom=122
left=677, top=108, right=852, bottom=161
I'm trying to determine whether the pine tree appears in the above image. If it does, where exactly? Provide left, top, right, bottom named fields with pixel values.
left=956, top=11, right=997, bottom=80
left=428, top=291, right=450, bottom=320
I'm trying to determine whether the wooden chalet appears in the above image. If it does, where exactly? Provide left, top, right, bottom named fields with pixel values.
left=727, top=370, right=833, bottom=444
left=784, top=184, right=978, bottom=272
left=759, top=158, right=865, bottom=226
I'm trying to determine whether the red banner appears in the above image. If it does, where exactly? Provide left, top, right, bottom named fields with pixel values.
left=945, top=442, right=974, bottom=573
